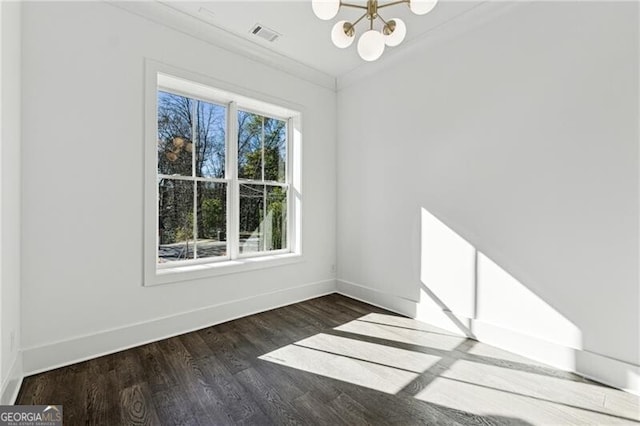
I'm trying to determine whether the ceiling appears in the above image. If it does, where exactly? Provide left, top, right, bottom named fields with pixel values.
left=155, top=1, right=486, bottom=78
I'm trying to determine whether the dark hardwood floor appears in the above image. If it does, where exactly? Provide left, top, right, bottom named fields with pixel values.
left=16, top=294, right=639, bottom=425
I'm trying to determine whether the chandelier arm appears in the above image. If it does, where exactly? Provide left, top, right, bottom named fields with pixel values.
left=377, top=0, right=409, bottom=9
left=340, top=2, right=368, bottom=9
left=377, top=13, right=388, bottom=25
left=351, top=12, right=369, bottom=27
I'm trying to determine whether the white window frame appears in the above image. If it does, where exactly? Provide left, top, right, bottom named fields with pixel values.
left=144, top=60, right=302, bottom=286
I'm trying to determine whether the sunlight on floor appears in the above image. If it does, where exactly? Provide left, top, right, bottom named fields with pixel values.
left=357, top=312, right=465, bottom=337
left=294, top=333, right=441, bottom=373
left=334, top=319, right=467, bottom=351
left=437, top=359, right=613, bottom=412
left=259, top=312, right=640, bottom=424
left=259, top=337, right=423, bottom=394
left=464, top=342, right=551, bottom=366
left=415, top=375, right=639, bottom=425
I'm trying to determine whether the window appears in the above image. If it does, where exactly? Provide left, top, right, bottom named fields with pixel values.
left=144, top=63, right=301, bottom=286
left=157, top=92, right=228, bottom=263
left=237, top=111, right=289, bottom=255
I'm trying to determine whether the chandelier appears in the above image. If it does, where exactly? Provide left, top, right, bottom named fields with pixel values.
left=312, top=0, right=438, bottom=61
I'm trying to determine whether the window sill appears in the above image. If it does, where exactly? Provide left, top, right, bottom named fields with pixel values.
left=144, top=253, right=303, bottom=287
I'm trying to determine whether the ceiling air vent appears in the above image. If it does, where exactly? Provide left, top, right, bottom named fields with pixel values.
left=249, top=24, right=280, bottom=42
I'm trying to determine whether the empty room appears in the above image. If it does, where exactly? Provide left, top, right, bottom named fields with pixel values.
left=0, top=0, right=638, bottom=424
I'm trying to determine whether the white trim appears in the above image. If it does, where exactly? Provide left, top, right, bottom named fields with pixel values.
left=157, top=174, right=229, bottom=184
left=144, top=60, right=159, bottom=287
left=144, top=59, right=303, bottom=286
left=0, top=352, right=23, bottom=405
left=15, top=284, right=640, bottom=396
left=286, top=117, right=294, bottom=256
left=237, top=179, right=288, bottom=187
left=22, top=280, right=337, bottom=376
left=151, top=253, right=303, bottom=287
left=156, top=253, right=231, bottom=271
left=290, top=114, right=303, bottom=255
left=147, top=60, right=307, bottom=126
left=336, top=280, right=417, bottom=318
left=237, top=248, right=290, bottom=260
left=107, top=1, right=336, bottom=92
left=190, top=99, right=198, bottom=259
left=228, top=101, right=239, bottom=260
left=159, top=73, right=298, bottom=119
left=337, top=279, right=640, bottom=396
left=236, top=104, right=292, bottom=124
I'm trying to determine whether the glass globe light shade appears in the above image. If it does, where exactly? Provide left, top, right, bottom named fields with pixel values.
left=409, top=0, right=438, bottom=15
left=357, top=30, right=385, bottom=61
left=312, top=0, right=340, bottom=20
left=331, top=21, right=355, bottom=48
left=383, top=19, right=406, bottom=47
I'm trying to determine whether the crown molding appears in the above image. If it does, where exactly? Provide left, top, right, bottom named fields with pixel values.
left=107, top=0, right=527, bottom=94
left=106, top=1, right=337, bottom=92
left=336, top=1, right=526, bottom=91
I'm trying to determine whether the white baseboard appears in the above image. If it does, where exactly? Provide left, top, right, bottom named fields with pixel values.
left=336, top=279, right=417, bottom=318
left=23, top=279, right=336, bottom=376
left=17, top=277, right=640, bottom=398
left=337, top=279, right=640, bottom=396
left=0, top=352, right=23, bottom=405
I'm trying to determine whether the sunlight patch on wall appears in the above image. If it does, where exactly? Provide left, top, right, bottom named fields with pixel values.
left=417, top=208, right=477, bottom=335
left=627, top=371, right=640, bottom=397
left=420, top=208, right=476, bottom=317
left=418, top=207, right=582, bottom=353
left=476, top=253, right=582, bottom=349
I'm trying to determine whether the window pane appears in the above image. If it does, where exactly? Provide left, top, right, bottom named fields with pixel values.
left=239, top=184, right=264, bottom=254
left=265, top=185, right=288, bottom=250
left=158, top=91, right=193, bottom=177
left=195, top=101, right=226, bottom=179
left=158, top=179, right=194, bottom=263
left=239, top=184, right=287, bottom=254
left=237, top=110, right=263, bottom=180
left=263, top=117, right=287, bottom=182
left=196, top=182, right=227, bottom=259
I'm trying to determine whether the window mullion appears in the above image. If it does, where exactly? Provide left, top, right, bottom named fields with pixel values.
left=261, top=116, right=265, bottom=182
left=262, top=185, right=267, bottom=252
left=287, top=117, right=294, bottom=253
left=261, top=117, right=266, bottom=252
left=228, top=101, right=239, bottom=259
left=192, top=100, right=198, bottom=260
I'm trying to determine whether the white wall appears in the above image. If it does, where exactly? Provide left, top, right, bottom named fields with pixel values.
left=0, top=0, right=23, bottom=404
left=20, top=1, right=337, bottom=373
left=16, top=0, right=640, bottom=397
left=337, top=1, right=639, bottom=392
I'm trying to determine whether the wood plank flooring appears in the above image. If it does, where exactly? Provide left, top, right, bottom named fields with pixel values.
left=16, top=294, right=640, bottom=425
